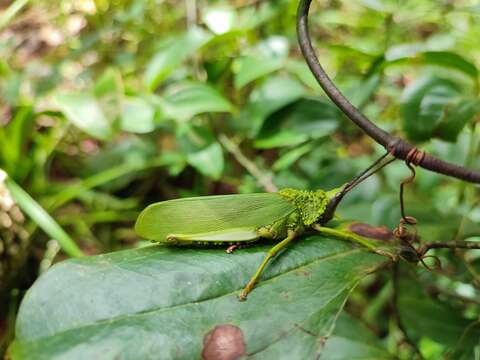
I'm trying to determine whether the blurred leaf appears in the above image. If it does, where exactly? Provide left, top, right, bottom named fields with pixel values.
left=234, top=1, right=280, bottom=30
left=418, top=52, right=479, bottom=79
left=255, top=98, right=339, bottom=148
left=384, top=43, right=425, bottom=61
left=203, top=7, right=235, bottom=34
left=186, top=141, right=224, bottom=180
left=55, top=93, right=113, bottom=140
left=241, top=75, right=306, bottom=137
left=81, top=138, right=157, bottom=191
left=384, top=49, right=478, bottom=79
left=10, top=236, right=386, bottom=359
left=400, top=76, right=465, bottom=142
left=49, top=153, right=179, bottom=210
left=460, top=5, right=480, bottom=13
left=144, top=27, right=212, bottom=90
left=322, top=313, right=394, bottom=359
left=5, top=177, right=83, bottom=258
left=255, top=131, right=308, bottom=149
left=233, top=55, right=284, bottom=89
left=233, top=36, right=289, bottom=89
left=360, top=0, right=393, bottom=12
left=94, top=68, right=123, bottom=98
left=285, top=60, right=319, bottom=89
left=273, top=143, right=313, bottom=171
left=163, top=82, right=232, bottom=122
left=0, top=106, right=34, bottom=178
left=348, top=74, right=382, bottom=108
left=3, top=72, right=22, bottom=105
left=120, top=96, right=156, bottom=134
left=399, top=277, right=480, bottom=359
left=433, top=99, right=480, bottom=142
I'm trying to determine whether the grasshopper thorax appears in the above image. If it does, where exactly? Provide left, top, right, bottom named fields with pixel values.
left=278, top=188, right=329, bottom=226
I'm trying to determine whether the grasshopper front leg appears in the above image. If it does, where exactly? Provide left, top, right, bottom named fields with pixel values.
left=239, top=230, right=299, bottom=301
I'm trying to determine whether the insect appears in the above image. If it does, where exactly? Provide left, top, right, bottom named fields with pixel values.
left=135, top=184, right=392, bottom=300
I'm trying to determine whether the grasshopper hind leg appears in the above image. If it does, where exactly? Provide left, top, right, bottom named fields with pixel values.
left=238, top=230, right=298, bottom=301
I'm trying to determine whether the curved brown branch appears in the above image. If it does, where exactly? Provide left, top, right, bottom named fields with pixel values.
left=296, top=0, right=480, bottom=183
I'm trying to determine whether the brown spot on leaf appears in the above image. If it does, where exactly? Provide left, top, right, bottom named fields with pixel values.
left=202, top=324, right=246, bottom=360
left=349, top=223, right=393, bottom=241
left=296, top=270, right=312, bottom=277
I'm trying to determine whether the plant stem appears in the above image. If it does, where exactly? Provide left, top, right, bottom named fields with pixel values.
left=419, top=241, right=480, bottom=256
left=219, top=134, right=278, bottom=192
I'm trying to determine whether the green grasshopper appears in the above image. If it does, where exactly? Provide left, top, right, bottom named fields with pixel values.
left=135, top=154, right=395, bottom=300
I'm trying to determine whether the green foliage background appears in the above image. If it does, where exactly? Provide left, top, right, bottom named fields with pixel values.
left=0, top=0, right=479, bottom=358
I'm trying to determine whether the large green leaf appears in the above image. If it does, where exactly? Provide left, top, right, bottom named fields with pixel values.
left=10, top=236, right=387, bottom=359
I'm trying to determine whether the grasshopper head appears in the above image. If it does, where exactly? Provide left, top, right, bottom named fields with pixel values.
left=278, top=188, right=329, bottom=226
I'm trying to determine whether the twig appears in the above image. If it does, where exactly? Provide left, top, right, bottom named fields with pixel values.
left=419, top=241, right=480, bottom=256
left=296, top=0, right=480, bottom=183
left=218, top=135, right=278, bottom=192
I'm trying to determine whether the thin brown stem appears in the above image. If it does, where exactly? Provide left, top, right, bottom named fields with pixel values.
left=419, top=241, right=480, bottom=256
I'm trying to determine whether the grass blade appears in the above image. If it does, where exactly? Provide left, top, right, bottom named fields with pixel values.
left=5, top=177, right=84, bottom=258
left=0, top=0, right=30, bottom=31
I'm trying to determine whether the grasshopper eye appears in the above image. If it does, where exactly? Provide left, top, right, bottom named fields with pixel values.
left=166, top=235, right=178, bottom=243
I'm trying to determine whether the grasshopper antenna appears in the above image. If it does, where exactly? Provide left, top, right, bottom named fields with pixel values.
left=341, top=152, right=396, bottom=194
left=321, top=151, right=396, bottom=223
